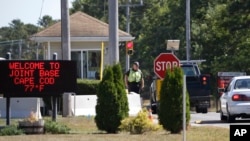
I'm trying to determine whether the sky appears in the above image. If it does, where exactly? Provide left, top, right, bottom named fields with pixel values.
left=0, top=0, right=75, bottom=27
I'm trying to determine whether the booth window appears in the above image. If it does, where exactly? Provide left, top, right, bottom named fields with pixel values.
left=88, top=51, right=101, bottom=79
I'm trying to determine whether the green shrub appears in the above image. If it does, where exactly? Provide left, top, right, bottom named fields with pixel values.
left=0, top=125, right=24, bottom=136
left=44, top=120, right=70, bottom=134
left=112, top=64, right=129, bottom=118
left=158, top=67, right=190, bottom=134
left=95, top=64, right=129, bottom=133
left=119, top=109, right=162, bottom=134
left=77, top=79, right=100, bottom=94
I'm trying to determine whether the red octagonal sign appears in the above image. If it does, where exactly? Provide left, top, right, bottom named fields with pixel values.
left=154, top=53, right=180, bottom=79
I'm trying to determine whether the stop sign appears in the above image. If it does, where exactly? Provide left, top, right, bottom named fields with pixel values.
left=154, top=53, right=180, bottom=79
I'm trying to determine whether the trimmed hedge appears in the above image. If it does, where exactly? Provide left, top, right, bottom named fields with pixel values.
left=77, top=79, right=100, bottom=95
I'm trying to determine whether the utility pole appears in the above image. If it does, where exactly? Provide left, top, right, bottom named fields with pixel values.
left=61, top=0, right=71, bottom=118
left=108, top=0, right=119, bottom=65
left=18, top=40, right=22, bottom=59
left=61, top=0, right=71, bottom=60
left=186, top=0, right=191, bottom=61
left=120, top=0, right=143, bottom=70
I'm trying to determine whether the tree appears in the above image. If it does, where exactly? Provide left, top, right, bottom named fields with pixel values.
left=0, top=19, right=40, bottom=59
left=112, top=63, right=129, bottom=118
left=70, top=0, right=108, bottom=22
left=197, top=0, right=250, bottom=75
left=158, top=67, right=190, bottom=133
left=95, top=64, right=128, bottom=133
left=69, top=0, right=250, bottom=96
left=7, top=19, right=28, bottom=39
left=38, top=15, right=57, bottom=28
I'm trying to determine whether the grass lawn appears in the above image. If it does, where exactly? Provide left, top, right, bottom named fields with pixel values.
left=0, top=116, right=229, bottom=141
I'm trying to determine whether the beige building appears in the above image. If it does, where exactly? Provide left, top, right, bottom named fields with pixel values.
left=31, top=11, right=133, bottom=79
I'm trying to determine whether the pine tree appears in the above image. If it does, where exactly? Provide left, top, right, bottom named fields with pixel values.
left=158, top=67, right=190, bottom=133
left=95, top=64, right=129, bottom=133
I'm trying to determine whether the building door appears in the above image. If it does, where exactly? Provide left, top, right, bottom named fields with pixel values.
left=71, top=51, right=81, bottom=78
left=87, top=51, right=101, bottom=79
left=71, top=51, right=87, bottom=79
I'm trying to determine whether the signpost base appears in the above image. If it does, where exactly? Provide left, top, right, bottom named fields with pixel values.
left=63, top=93, right=72, bottom=117
left=6, top=96, right=10, bottom=125
left=52, top=96, right=57, bottom=121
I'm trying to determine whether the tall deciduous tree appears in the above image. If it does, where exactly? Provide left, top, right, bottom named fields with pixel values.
left=38, top=15, right=57, bottom=28
left=69, top=0, right=250, bottom=93
left=0, top=19, right=40, bottom=59
left=70, top=0, right=108, bottom=22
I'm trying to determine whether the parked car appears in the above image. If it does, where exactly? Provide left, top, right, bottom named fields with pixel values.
left=220, top=76, right=250, bottom=123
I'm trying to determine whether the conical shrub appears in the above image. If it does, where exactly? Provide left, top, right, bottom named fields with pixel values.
left=95, top=64, right=129, bottom=133
left=158, top=67, right=190, bottom=133
left=112, top=63, right=129, bottom=118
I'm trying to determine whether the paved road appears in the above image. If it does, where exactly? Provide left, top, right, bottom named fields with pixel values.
left=153, top=112, right=250, bottom=128
left=190, top=112, right=229, bottom=128
left=191, top=112, right=250, bottom=128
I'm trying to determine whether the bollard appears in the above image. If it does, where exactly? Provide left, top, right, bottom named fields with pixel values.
left=62, top=93, right=72, bottom=117
left=6, top=52, right=11, bottom=60
left=53, top=52, right=58, bottom=60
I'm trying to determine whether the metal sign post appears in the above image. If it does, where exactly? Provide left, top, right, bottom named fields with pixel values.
left=52, top=52, right=58, bottom=121
left=5, top=52, right=11, bottom=125
left=183, top=75, right=186, bottom=141
left=186, top=0, right=191, bottom=61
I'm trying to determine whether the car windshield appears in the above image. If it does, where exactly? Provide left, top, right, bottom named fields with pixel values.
left=234, top=79, right=250, bottom=89
left=181, top=66, right=197, bottom=76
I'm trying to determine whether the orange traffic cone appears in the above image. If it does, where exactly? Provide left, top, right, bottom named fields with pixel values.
left=148, top=109, right=153, bottom=122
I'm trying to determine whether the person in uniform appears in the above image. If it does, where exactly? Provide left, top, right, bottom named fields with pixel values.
left=124, top=61, right=144, bottom=94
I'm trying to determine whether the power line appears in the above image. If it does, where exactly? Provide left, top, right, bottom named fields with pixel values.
left=39, top=0, right=45, bottom=20
left=0, top=40, right=24, bottom=46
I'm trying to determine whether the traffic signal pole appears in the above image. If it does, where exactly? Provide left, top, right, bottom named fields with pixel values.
left=121, top=0, right=143, bottom=70
left=125, top=0, right=131, bottom=71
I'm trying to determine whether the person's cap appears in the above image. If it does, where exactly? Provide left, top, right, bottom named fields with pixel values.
left=133, top=61, right=139, bottom=67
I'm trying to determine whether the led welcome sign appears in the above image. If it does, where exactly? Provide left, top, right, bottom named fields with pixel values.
left=0, top=61, right=77, bottom=97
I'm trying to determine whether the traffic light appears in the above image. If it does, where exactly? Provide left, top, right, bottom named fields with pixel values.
left=126, top=41, right=134, bottom=55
